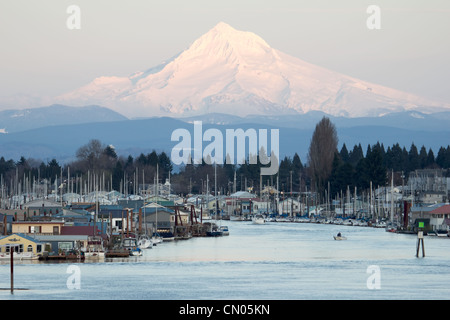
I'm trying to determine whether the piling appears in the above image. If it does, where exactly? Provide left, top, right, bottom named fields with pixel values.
left=416, top=229, right=425, bottom=258
left=10, top=248, right=13, bottom=294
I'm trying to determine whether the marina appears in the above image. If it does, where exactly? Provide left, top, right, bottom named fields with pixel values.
left=1, top=220, right=450, bottom=300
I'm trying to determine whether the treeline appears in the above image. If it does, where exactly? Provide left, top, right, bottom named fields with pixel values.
left=1, top=138, right=450, bottom=197
left=329, top=142, right=450, bottom=197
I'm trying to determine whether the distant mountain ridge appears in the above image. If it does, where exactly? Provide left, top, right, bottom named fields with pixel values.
left=0, top=104, right=127, bottom=133
left=0, top=111, right=449, bottom=165
left=180, top=110, right=450, bottom=132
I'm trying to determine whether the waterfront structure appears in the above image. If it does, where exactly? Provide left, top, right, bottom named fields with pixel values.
left=278, top=198, right=303, bottom=216
left=0, top=233, right=46, bottom=259
left=33, top=234, right=88, bottom=254
left=12, top=221, right=64, bottom=235
left=429, top=204, right=450, bottom=232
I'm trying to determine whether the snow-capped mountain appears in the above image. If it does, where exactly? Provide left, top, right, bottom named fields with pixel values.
left=55, top=22, right=448, bottom=118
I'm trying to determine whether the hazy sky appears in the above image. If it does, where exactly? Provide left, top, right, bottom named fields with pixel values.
left=1, top=0, right=449, bottom=109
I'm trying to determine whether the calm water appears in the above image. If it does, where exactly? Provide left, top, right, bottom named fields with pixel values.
left=1, top=221, right=450, bottom=300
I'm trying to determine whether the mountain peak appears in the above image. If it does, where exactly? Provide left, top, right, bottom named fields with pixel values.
left=185, top=22, right=272, bottom=64
left=210, top=21, right=237, bottom=34
left=55, top=22, right=449, bottom=118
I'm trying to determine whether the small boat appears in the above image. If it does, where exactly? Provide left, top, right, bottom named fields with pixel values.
left=436, top=230, right=448, bottom=237
left=230, top=215, right=245, bottom=221
left=204, top=222, right=223, bottom=237
left=206, top=229, right=223, bottom=237
left=122, top=237, right=143, bottom=256
left=151, top=233, right=163, bottom=245
left=138, top=235, right=153, bottom=249
left=334, top=233, right=347, bottom=240
left=252, top=215, right=265, bottom=225
left=220, top=226, right=229, bottom=236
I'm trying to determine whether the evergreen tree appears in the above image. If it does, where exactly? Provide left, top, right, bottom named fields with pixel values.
left=407, top=143, right=420, bottom=173
left=340, top=144, right=350, bottom=163
left=436, top=146, right=450, bottom=169
left=348, top=144, right=364, bottom=167
left=426, top=148, right=436, bottom=168
left=366, top=143, right=387, bottom=187
left=418, top=145, right=428, bottom=169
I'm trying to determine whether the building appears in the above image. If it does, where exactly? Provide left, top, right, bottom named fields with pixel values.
left=251, top=199, right=272, bottom=214
left=12, top=221, right=64, bottom=235
left=225, top=191, right=258, bottom=215
left=33, top=234, right=88, bottom=254
left=140, top=202, right=175, bottom=231
left=0, top=233, right=46, bottom=257
left=278, top=198, right=303, bottom=216
left=429, top=204, right=450, bottom=232
left=24, top=198, right=63, bottom=216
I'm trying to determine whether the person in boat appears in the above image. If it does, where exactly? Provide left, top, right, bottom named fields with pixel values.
left=337, top=232, right=342, bottom=237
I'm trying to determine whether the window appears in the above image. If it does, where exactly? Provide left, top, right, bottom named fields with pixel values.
left=53, top=226, right=60, bottom=235
left=58, top=242, right=73, bottom=251
left=36, top=244, right=42, bottom=253
left=27, top=245, right=33, bottom=252
left=30, top=226, right=41, bottom=233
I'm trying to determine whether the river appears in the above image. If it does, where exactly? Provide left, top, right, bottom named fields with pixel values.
left=1, top=220, right=450, bottom=300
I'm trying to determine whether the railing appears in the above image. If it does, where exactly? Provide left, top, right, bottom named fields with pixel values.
left=17, top=232, right=60, bottom=236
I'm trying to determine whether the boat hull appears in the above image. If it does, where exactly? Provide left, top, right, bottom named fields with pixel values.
left=252, top=218, right=265, bottom=225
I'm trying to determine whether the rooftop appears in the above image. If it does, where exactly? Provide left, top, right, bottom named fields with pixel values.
left=430, top=204, right=450, bottom=215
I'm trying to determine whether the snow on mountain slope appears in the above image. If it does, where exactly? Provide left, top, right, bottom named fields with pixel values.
left=55, top=22, right=448, bottom=118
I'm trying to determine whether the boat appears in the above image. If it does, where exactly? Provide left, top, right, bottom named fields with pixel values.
left=206, top=229, right=223, bottom=237
left=84, top=236, right=105, bottom=259
left=252, top=214, right=265, bottom=225
left=333, top=233, right=347, bottom=240
left=220, top=225, right=229, bottom=236
left=157, top=229, right=175, bottom=241
left=138, top=235, right=153, bottom=249
left=121, top=237, right=143, bottom=256
left=230, top=215, right=245, bottom=221
left=151, top=233, right=163, bottom=245
left=436, top=230, right=448, bottom=237
left=204, top=222, right=223, bottom=237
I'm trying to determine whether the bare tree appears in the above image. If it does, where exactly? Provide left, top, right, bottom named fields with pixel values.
left=307, top=117, right=338, bottom=193
left=75, top=139, right=106, bottom=172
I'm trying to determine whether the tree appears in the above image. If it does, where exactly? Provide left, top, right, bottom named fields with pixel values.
left=407, top=143, right=419, bottom=173
left=340, top=144, right=350, bottom=163
left=307, top=117, right=338, bottom=193
left=436, top=146, right=450, bottom=169
left=348, top=144, right=364, bottom=167
left=418, top=145, right=428, bottom=169
left=426, top=148, right=436, bottom=168
left=366, top=143, right=387, bottom=187
left=330, top=149, right=357, bottom=197
left=75, top=139, right=105, bottom=171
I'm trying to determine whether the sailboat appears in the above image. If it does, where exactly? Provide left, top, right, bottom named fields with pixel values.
left=139, top=170, right=154, bottom=250
left=138, top=234, right=153, bottom=249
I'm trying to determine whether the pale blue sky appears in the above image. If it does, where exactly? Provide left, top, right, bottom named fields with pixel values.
left=0, top=0, right=449, bottom=109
